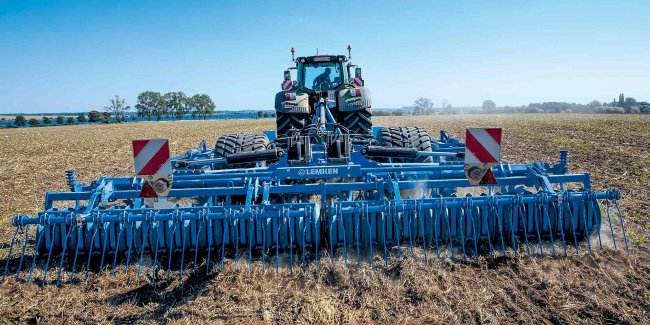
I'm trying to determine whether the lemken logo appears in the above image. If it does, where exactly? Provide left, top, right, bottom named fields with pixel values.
left=297, top=167, right=341, bottom=177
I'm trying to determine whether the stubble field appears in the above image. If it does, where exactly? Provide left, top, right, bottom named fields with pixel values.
left=0, top=114, right=649, bottom=324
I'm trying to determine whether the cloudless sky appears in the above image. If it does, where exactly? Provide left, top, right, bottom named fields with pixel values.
left=1, top=0, right=649, bottom=113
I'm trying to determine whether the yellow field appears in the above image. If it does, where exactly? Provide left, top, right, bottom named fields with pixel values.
left=0, top=115, right=648, bottom=323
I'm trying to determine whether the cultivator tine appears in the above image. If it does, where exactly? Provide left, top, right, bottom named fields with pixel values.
left=206, top=219, right=213, bottom=275
left=99, top=222, right=109, bottom=276
left=614, top=200, right=630, bottom=255
left=56, top=224, right=75, bottom=286
left=364, top=204, right=373, bottom=266
left=418, top=202, right=427, bottom=263
left=444, top=202, right=455, bottom=259
left=152, top=221, right=160, bottom=284
left=542, top=203, right=555, bottom=256
left=221, top=215, right=228, bottom=271
left=381, top=212, right=387, bottom=263
left=260, top=213, right=266, bottom=273
left=355, top=205, right=361, bottom=265
left=407, top=204, right=414, bottom=255
left=433, top=205, right=440, bottom=258
left=337, top=207, right=347, bottom=265
left=167, top=219, right=177, bottom=278
left=42, top=226, right=57, bottom=287
left=302, top=209, right=307, bottom=269
left=112, top=220, right=125, bottom=276
left=137, top=217, right=150, bottom=281
left=466, top=199, right=479, bottom=263
left=15, top=225, right=30, bottom=283
left=565, top=197, right=579, bottom=255
left=275, top=212, right=280, bottom=272
left=557, top=200, right=568, bottom=257
left=234, top=209, right=240, bottom=271
left=248, top=211, right=253, bottom=272
left=517, top=199, right=531, bottom=256
left=579, top=199, right=593, bottom=255
left=532, top=204, right=543, bottom=255
left=392, top=204, right=402, bottom=258
left=2, top=226, right=19, bottom=283
left=70, top=225, right=83, bottom=283
left=605, top=200, right=618, bottom=251
left=459, top=206, right=467, bottom=262
left=591, top=199, right=603, bottom=249
left=193, top=213, right=204, bottom=274
left=509, top=204, right=518, bottom=257
left=288, top=209, right=294, bottom=274
left=180, top=215, right=189, bottom=279
left=125, top=219, right=134, bottom=276
left=28, top=226, right=46, bottom=285
left=493, top=202, right=506, bottom=257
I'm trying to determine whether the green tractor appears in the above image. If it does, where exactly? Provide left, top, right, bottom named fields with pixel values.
left=275, top=45, right=372, bottom=136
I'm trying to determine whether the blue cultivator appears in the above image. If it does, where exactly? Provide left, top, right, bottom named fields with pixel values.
left=2, top=48, right=629, bottom=286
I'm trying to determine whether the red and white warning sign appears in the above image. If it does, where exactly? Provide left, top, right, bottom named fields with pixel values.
left=282, top=80, right=293, bottom=91
left=465, top=128, right=501, bottom=164
left=464, top=128, right=502, bottom=186
left=351, top=77, right=363, bottom=87
left=132, top=139, right=173, bottom=197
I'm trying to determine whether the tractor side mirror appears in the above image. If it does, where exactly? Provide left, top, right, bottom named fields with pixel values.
left=355, top=67, right=362, bottom=78
left=284, top=70, right=291, bottom=81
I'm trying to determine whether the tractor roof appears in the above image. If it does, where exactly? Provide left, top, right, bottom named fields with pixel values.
left=296, top=55, right=348, bottom=64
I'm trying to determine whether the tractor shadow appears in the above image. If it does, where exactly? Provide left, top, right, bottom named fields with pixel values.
left=108, top=270, right=218, bottom=323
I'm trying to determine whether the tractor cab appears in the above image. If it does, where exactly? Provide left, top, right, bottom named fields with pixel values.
left=297, top=55, right=348, bottom=92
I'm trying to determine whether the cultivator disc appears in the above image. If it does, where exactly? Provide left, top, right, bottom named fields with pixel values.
left=2, top=128, right=629, bottom=286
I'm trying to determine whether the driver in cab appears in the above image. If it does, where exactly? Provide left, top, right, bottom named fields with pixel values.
left=312, top=67, right=332, bottom=90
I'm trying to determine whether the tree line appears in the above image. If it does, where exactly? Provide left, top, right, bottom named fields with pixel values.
left=133, top=91, right=216, bottom=121
left=9, top=92, right=217, bottom=127
left=481, top=94, right=650, bottom=114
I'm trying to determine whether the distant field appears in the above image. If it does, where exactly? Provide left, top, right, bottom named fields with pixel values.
left=0, top=114, right=648, bottom=323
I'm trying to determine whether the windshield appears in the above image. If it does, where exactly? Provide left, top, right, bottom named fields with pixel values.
left=303, top=62, right=342, bottom=91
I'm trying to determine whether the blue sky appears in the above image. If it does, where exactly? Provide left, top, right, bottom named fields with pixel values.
left=1, top=0, right=649, bottom=113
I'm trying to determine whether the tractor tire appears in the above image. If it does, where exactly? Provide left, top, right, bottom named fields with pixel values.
left=276, top=112, right=310, bottom=136
left=378, top=126, right=433, bottom=163
left=342, top=108, right=372, bottom=134
left=214, top=133, right=270, bottom=169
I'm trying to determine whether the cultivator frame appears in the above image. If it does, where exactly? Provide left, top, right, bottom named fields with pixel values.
left=3, top=126, right=629, bottom=286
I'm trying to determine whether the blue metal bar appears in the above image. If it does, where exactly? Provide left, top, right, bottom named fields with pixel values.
left=2, top=227, right=19, bottom=283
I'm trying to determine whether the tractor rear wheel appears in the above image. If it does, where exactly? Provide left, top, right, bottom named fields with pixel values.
left=342, top=108, right=372, bottom=134
left=378, top=126, right=433, bottom=163
left=214, top=133, right=270, bottom=169
left=276, top=112, right=310, bottom=136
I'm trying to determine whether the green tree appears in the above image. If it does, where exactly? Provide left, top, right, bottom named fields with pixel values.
left=393, top=109, right=404, bottom=116
left=14, top=115, right=26, bottom=126
left=43, top=116, right=51, bottom=124
left=257, top=111, right=263, bottom=119
left=618, top=93, right=625, bottom=107
left=88, top=110, right=102, bottom=123
left=28, top=118, right=39, bottom=127
left=588, top=100, right=601, bottom=107
left=105, top=95, right=130, bottom=122
left=413, top=97, right=434, bottom=115
left=102, top=112, right=112, bottom=123
left=56, top=116, right=65, bottom=124
left=482, top=99, right=496, bottom=112
left=67, top=117, right=75, bottom=125
left=191, top=94, right=216, bottom=119
left=135, top=91, right=162, bottom=121
left=263, top=112, right=269, bottom=118
left=164, top=92, right=188, bottom=120
left=77, top=114, right=87, bottom=123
